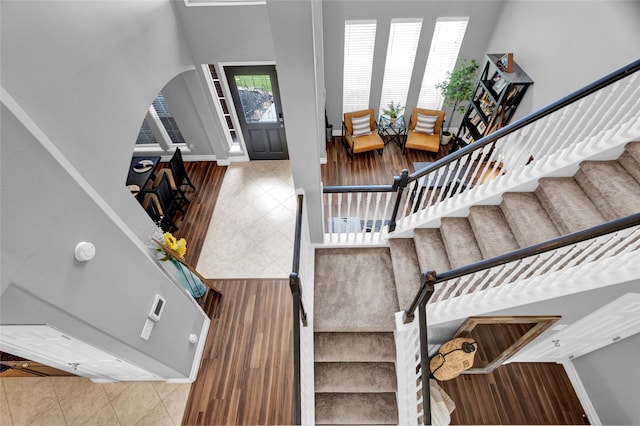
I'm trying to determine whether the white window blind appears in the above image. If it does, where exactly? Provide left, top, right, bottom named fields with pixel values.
left=342, top=20, right=377, bottom=115
left=417, top=18, right=469, bottom=110
left=379, top=19, right=423, bottom=118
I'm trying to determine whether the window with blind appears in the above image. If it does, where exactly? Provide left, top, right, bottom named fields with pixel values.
left=152, top=91, right=186, bottom=145
left=378, top=19, right=423, bottom=118
left=417, top=18, right=469, bottom=110
left=342, top=20, right=377, bottom=115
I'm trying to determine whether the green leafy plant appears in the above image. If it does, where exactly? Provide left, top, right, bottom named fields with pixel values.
left=436, top=59, right=479, bottom=134
left=382, top=101, right=404, bottom=119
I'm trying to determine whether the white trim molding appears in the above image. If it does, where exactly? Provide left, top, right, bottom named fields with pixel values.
left=562, top=360, right=602, bottom=425
left=184, top=0, right=265, bottom=6
left=167, top=316, right=211, bottom=384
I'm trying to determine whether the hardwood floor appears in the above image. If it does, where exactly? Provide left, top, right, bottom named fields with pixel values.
left=159, top=161, right=227, bottom=266
left=321, top=136, right=453, bottom=186
left=182, top=279, right=294, bottom=425
left=157, top=156, right=586, bottom=425
left=440, top=362, right=589, bottom=425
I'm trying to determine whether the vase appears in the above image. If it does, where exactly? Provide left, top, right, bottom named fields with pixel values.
left=170, top=259, right=206, bottom=298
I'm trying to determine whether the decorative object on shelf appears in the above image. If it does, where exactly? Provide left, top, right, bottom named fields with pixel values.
left=154, top=234, right=209, bottom=299
left=429, top=337, right=478, bottom=381
left=382, top=101, right=404, bottom=125
left=497, top=52, right=514, bottom=73
left=157, top=232, right=186, bottom=260
left=436, top=58, right=479, bottom=144
left=454, top=54, right=533, bottom=150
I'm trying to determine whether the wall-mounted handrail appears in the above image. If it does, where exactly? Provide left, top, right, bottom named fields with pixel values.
left=404, top=212, right=640, bottom=323
left=290, top=193, right=307, bottom=425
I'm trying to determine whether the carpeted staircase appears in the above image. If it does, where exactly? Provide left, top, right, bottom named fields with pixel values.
left=390, top=142, right=640, bottom=309
left=313, top=142, right=640, bottom=424
left=314, top=248, right=400, bottom=424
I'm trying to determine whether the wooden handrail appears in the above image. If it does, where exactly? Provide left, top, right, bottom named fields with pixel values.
left=290, top=193, right=307, bottom=425
left=403, top=212, right=640, bottom=322
left=322, top=59, right=640, bottom=234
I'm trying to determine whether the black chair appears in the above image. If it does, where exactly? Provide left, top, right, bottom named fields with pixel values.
left=142, top=193, right=178, bottom=232
left=169, top=148, right=196, bottom=202
left=148, top=171, right=186, bottom=221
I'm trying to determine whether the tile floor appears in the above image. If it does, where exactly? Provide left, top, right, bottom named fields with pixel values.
left=0, top=376, right=190, bottom=426
left=0, top=160, right=296, bottom=426
left=197, top=160, right=296, bottom=279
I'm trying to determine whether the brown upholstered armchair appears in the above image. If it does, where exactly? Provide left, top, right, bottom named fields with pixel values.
left=342, top=108, right=385, bottom=160
left=404, top=108, right=445, bottom=154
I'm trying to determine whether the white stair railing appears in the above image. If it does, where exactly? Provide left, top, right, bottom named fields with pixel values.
left=395, top=214, right=640, bottom=425
left=323, top=59, right=640, bottom=243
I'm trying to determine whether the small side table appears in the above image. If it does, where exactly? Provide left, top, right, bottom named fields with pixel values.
left=378, top=115, right=407, bottom=147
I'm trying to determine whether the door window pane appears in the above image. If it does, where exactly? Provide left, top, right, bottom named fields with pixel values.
left=342, top=20, right=377, bottom=114
left=234, top=75, right=276, bottom=123
left=417, top=18, right=469, bottom=110
left=379, top=19, right=423, bottom=118
left=207, top=64, right=239, bottom=145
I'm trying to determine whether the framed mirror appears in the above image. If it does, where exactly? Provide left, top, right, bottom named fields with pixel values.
left=454, top=315, right=560, bottom=373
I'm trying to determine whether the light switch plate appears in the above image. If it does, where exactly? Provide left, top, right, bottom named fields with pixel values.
left=141, top=318, right=154, bottom=340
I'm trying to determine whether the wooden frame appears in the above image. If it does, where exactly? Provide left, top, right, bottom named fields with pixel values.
left=454, top=315, right=560, bottom=373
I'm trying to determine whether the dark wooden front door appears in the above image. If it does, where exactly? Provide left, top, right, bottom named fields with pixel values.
left=225, top=65, right=288, bottom=160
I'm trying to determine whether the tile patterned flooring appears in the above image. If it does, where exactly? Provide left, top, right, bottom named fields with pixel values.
left=0, top=377, right=190, bottom=425
left=0, top=160, right=295, bottom=426
left=197, top=160, right=296, bottom=279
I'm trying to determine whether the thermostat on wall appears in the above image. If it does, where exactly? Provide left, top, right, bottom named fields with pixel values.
left=149, top=294, right=166, bottom=322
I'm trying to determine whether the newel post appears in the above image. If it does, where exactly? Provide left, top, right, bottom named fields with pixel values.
left=388, top=169, right=410, bottom=232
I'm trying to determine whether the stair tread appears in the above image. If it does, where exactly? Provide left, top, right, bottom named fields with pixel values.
left=623, top=141, right=640, bottom=163
left=389, top=238, right=422, bottom=310
left=535, top=177, right=605, bottom=234
left=314, top=332, right=395, bottom=362
left=315, top=392, right=398, bottom=424
left=314, top=362, right=397, bottom=393
left=618, top=152, right=640, bottom=184
left=501, top=192, right=560, bottom=247
left=468, top=205, right=520, bottom=258
left=575, top=160, right=640, bottom=220
left=439, top=217, right=483, bottom=268
left=314, top=248, right=399, bottom=332
left=413, top=228, right=452, bottom=273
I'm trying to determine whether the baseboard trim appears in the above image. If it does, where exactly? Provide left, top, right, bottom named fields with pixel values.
left=180, top=154, right=218, bottom=162
left=562, top=359, right=602, bottom=425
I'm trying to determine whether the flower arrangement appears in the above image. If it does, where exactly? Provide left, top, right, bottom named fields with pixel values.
left=157, top=232, right=186, bottom=261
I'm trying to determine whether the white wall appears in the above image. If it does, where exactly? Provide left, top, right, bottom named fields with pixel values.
left=267, top=0, right=325, bottom=243
left=573, top=333, right=640, bottom=425
left=487, top=0, right=640, bottom=119
left=322, top=0, right=504, bottom=130
left=0, top=0, right=208, bottom=378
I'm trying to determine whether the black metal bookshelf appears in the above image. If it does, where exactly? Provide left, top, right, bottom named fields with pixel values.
left=455, top=54, right=534, bottom=149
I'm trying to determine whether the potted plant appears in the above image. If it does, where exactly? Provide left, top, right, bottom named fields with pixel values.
left=436, top=58, right=479, bottom=144
left=382, top=101, right=404, bottom=126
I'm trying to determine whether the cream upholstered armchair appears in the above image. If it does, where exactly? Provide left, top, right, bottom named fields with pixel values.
left=404, top=108, right=445, bottom=154
left=342, top=108, right=385, bottom=160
